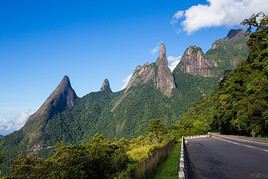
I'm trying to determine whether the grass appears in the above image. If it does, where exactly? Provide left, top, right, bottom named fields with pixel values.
left=256, top=136, right=268, bottom=140
left=151, top=143, right=180, bottom=179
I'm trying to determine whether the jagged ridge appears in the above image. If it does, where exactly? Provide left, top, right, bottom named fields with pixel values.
left=28, top=75, right=78, bottom=122
left=125, top=43, right=175, bottom=97
left=0, top=29, right=250, bottom=174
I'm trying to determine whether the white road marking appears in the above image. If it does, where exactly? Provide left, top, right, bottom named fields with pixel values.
left=212, top=136, right=268, bottom=153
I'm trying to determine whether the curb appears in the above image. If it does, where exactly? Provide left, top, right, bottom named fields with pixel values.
left=178, top=134, right=209, bottom=179
left=178, top=137, right=186, bottom=179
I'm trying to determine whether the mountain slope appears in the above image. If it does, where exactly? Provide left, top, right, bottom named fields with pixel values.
left=177, top=17, right=268, bottom=137
left=206, top=29, right=249, bottom=73
left=171, top=29, right=249, bottom=114
left=1, top=76, right=78, bottom=148
left=0, top=29, right=250, bottom=174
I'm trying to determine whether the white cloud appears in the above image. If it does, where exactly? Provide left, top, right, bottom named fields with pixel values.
left=172, top=0, right=268, bottom=34
left=0, top=118, right=14, bottom=135
left=168, top=56, right=181, bottom=72
left=120, top=73, right=133, bottom=90
left=0, top=110, right=32, bottom=135
left=171, top=10, right=184, bottom=25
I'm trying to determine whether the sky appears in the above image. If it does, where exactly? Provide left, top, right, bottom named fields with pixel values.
left=0, top=0, right=267, bottom=135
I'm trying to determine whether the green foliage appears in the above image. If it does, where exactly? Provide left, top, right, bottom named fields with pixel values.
left=177, top=95, right=215, bottom=136
left=178, top=13, right=268, bottom=137
left=9, top=130, right=177, bottom=179
left=11, top=155, right=52, bottom=179
left=127, top=122, right=174, bottom=163
left=206, top=31, right=249, bottom=73
left=152, top=143, right=180, bottom=179
left=11, top=134, right=130, bottom=179
left=148, top=119, right=167, bottom=141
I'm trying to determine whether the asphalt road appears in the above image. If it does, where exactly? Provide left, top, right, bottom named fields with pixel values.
left=186, top=136, right=268, bottom=179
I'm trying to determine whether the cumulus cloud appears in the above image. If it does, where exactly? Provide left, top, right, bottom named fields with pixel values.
left=168, top=56, right=181, bottom=72
left=120, top=73, right=133, bottom=90
left=172, top=0, right=268, bottom=34
left=0, top=110, right=32, bottom=135
left=170, top=10, right=184, bottom=25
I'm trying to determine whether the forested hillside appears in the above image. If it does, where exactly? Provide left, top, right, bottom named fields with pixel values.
left=0, top=27, right=250, bottom=175
left=178, top=13, right=268, bottom=137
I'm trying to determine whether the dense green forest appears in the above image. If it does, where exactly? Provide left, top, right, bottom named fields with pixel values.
left=0, top=120, right=178, bottom=179
left=178, top=13, right=268, bottom=137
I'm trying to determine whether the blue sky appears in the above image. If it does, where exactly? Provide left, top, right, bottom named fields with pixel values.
left=0, top=0, right=267, bottom=135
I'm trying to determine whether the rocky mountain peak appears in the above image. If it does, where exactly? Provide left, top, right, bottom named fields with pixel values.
left=159, top=43, right=166, bottom=58
left=27, top=75, right=78, bottom=122
left=186, top=45, right=203, bottom=55
left=100, top=79, right=112, bottom=93
left=156, top=43, right=169, bottom=67
left=178, top=45, right=217, bottom=77
left=155, top=43, right=175, bottom=96
left=58, top=75, right=72, bottom=91
left=124, top=43, right=175, bottom=97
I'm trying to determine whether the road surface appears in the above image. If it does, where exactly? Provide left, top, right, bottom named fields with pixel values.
left=185, top=135, right=268, bottom=179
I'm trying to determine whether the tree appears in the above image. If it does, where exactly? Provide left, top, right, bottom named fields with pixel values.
left=147, top=119, right=167, bottom=141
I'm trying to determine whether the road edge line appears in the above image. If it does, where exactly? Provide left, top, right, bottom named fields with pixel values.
left=212, top=135, right=268, bottom=153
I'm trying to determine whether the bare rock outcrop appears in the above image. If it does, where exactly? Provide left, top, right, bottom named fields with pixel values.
left=100, top=79, right=112, bottom=93
left=179, top=46, right=217, bottom=77
left=125, top=43, right=175, bottom=97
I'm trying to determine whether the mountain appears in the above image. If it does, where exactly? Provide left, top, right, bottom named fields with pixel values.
left=25, top=75, right=78, bottom=146
left=178, top=45, right=217, bottom=77
left=0, top=76, right=78, bottom=172
left=125, top=43, right=175, bottom=97
left=172, top=29, right=248, bottom=109
left=28, top=75, right=77, bottom=122
left=100, top=79, right=112, bottom=93
left=206, top=29, right=249, bottom=72
left=177, top=22, right=268, bottom=137
left=0, top=29, right=249, bottom=173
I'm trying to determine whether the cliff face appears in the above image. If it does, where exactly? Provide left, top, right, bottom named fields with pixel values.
left=125, top=43, right=175, bottom=97
left=155, top=43, right=176, bottom=96
left=27, top=75, right=78, bottom=122
left=178, top=46, right=217, bottom=77
left=125, top=63, right=155, bottom=92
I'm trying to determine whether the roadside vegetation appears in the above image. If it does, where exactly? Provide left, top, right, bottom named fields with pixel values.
left=152, top=143, right=180, bottom=179
left=0, top=119, right=179, bottom=179
left=178, top=13, right=268, bottom=137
